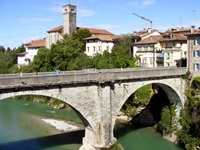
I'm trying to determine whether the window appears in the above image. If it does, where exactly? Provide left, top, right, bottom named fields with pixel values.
left=143, top=57, right=147, bottom=64
left=167, top=52, right=170, bottom=59
left=107, top=46, right=109, bottom=50
left=150, top=57, right=153, bottom=64
left=87, top=47, right=89, bottom=52
left=93, top=46, right=95, bottom=52
left=194, top=38, right=200, bottom=45
left=194, top=50, right=200, bottom=57
left=194, top=63, right=200, bottom=70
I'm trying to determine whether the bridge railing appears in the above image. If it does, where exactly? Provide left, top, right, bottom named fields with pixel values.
left=0, top=67, right=188, bottom=89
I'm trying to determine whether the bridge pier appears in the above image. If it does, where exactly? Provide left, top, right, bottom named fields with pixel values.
left=80, top=127, right=116, bottom=150
left=80, top=83, right=116, bottom=150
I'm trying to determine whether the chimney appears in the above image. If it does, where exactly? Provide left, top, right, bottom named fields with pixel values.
left=148, top=28, right=152, bottom=33
left=191, top=25, right=195, bottom=33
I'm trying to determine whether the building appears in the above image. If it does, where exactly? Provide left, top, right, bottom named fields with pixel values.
left=17, top=39, right=45, bottom=66
left=159, top=33, right=187, bottom=67
left=45, top=3, right=116, bottom=55
left=17, top=3, right=116, bottom=66
left=133, top=27, right=190, bottom=68
left=186, top=26, right=200, bottom=77
left=84, top=34, right=120, bottom=57
left=133, top=35, right=162, bottom=67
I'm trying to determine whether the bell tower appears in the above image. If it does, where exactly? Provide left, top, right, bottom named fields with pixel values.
left=62, top=4, right=77, bottom=35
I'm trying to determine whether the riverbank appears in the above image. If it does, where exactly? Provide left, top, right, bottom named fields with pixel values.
left=20, top=113, right=82, bottom=134
left=42, top=119, right=80, bottom=132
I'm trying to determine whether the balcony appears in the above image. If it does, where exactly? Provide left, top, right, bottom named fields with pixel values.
left=161, top=47, right=182, bottom=52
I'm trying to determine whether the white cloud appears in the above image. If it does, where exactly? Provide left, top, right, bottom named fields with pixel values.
left=20, top=17, right=54, bottom=23
left=141, top=0, right=155, bottom=7
left=113, top=0, right=155, bottom=9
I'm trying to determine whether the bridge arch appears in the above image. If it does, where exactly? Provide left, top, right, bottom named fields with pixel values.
left=0, top=85, right=101, bottom=147
left=112, top=78, right=186, bottom=130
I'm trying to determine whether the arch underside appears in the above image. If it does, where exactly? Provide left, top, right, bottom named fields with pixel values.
left=0, top=86, right=96, bottom=131
left=112, top=77, right=186, bottom=126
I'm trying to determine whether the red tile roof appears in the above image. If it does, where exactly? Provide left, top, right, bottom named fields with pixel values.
left=16, top=52, right=28, bottom=55
left=185, top=31, right=200, bottom=36
left=159, top=34, right=187, bottom=42
left=63, top=4, right=76, bottom=7
left=47, top=25, right=114, bottom=35
left=134, top=35, right=162, bottom=45
left=47, top=25, right=63, bottom=33
left=84, top=34, right=119, bottom=42
left=78, top=27, right=113, bottom=35
left=25, top=39, right=45, bottom=48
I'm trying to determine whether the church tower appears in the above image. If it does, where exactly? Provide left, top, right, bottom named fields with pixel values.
left=62, top=4, right=77, bottom=35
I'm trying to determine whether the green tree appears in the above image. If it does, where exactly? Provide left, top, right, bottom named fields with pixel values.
left=50, top=34, right=85, bottom=70
left=159, top=105, right=178, bottom=133
left=121, top=84, right=152, bottom=117
left=0, top=46, right=5, bottom=53
left=29, top=46, right=53, bottom=72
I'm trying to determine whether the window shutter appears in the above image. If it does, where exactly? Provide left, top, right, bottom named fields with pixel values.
left=194, top=38, right=196, bottom=45
left=193, top=64, right=196, bottom=70
left=194, top=51, right=196, bottom=57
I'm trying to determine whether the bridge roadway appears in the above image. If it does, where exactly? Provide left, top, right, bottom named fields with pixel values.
left=0, top=67, right=188, bottom=150
left=0, top=67, right=187, bottom=89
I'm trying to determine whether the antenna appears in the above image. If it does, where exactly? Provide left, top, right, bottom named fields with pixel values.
left=133, top=12, right=152, bottom=29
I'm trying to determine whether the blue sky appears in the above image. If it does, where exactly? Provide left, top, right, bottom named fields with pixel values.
left=1, top=0, right=200, bottom=49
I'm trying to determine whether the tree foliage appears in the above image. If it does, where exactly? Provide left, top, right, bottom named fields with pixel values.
left=0, top=44, right=25, bottom=74
left=93, top=35, right=140, bottom=69
left=159, top=104, right=178, bottom=133
left=178, top=86, right=200, bottom=149
left=121, top=84, right=152, bottom=117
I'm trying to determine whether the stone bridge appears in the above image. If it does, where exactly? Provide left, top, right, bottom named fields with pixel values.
left=0, top=67, right=188, bottom=150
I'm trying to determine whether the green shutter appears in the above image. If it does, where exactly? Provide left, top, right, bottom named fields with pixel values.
left=194, top=50, right=196, bottom=57
left=194, top=38, right=196, bottom=45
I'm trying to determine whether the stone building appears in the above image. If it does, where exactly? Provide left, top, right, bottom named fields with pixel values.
left=186, top=26, right=200, bottom=77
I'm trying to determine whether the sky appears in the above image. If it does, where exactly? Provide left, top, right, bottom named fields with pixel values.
left=0, top=0, right=200, bottom=49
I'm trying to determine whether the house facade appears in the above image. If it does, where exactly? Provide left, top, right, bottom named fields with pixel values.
left=133, top=27, right=191, bottom=68
left=186, top=26, right=200, bottom=77
left=84, top=34, right=119, bottom=57
left=17, top=39, right=45, bottom=66
left=160, top=34, right=187, bottom=67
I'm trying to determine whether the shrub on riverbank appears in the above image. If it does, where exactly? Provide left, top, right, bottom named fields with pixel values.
left=14, top=95, right=67, bottom=109
left=177, top=78, right=200, bottom=150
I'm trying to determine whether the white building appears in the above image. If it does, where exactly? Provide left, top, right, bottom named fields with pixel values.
left=133, top=35, right=162, bottom=67
left=84, top=34, right=119, bottom=57
left=17, top=39, right=45, bottom=66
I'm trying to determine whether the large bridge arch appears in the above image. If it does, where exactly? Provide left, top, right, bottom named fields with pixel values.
left=0, top=84, right=111, bottom=150
left=111, top=77, right=186, bottom=130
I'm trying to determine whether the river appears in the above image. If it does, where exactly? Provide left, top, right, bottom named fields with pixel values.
left=0, top=98, right=183, bottom=150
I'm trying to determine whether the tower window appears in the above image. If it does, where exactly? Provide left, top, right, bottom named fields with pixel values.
left=71, top=8, right=75, bottom=12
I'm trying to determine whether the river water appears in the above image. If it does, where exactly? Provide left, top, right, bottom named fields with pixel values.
left=0, top=98, right=183, bottom=150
